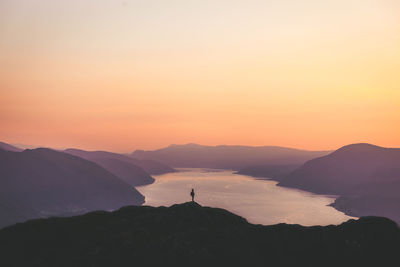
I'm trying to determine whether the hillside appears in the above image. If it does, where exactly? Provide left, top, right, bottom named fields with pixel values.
left=0, top=148, right=144, bottom=229
left=66, top=149, right=175, bottom=176
left=236, top=164, right=300, bottom=180
left=279, top=143, right=400, bottom=223
left=0, top=202, right=398, bottom=267
left=0, top=141, right=22, bottom=152
left=132, top=143, right=330, bottom=169
left=65, top=149, right=155, bottom=186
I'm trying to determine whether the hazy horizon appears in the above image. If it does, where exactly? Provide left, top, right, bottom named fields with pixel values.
left=2, top=140, right=398, bottom=154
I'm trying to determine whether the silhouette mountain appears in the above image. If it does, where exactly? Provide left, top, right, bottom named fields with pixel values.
left=66, top=148, right=175, bottom=177
left=0, top=141, right=22, bottom=152
left=0, top=148, right=144, bottom=229
left=0, top=202, right=398, bottom=267
left=132, top=144, right=330, bottom=169
left=236, top=164, right=300, bottom=180
left=65, top=149, right=154, bottom=186
left=279, top=143, right=400, bottom=223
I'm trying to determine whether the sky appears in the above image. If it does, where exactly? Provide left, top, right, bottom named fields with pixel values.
left=1, top=0, right=399, bottom=152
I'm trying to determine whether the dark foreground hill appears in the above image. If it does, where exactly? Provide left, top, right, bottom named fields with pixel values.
left=0, top=148, right=144, bottom=229
left=1, top=202, right=399, bottom=267
left=132, top=143, right=330, bottom=169
left=279, top=143, right=400, bottom=223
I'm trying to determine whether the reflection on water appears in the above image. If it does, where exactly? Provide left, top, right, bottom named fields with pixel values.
left=137, top=168, right=355, bottom=226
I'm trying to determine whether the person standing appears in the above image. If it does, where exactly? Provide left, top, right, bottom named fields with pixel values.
left=190, top=188, right=195, bottom=202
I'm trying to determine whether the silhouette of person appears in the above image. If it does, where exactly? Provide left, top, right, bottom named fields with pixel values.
left=190, top=188, right=195, bottom=202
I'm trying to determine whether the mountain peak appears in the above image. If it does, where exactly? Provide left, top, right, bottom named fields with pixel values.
left=336, top=143, right=383, bottom=152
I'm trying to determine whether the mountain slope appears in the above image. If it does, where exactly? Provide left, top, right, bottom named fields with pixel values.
left=0, top=202, right=398, bottom=267
left=0, top=141, right=22, bottom=152
left=132, top=143, right=331, bottom=169
left=279, top=143, right=400, bottom=223
left=236, top=164, right=300, bottom=180
left=66, top=148, right=175, bottom=176
left=65, top=149, right=155, bottom=186
left=0, top=148, right=144, bottom=229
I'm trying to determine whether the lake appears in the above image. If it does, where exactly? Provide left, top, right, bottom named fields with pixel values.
left=137, top=168, right=355, bottom=226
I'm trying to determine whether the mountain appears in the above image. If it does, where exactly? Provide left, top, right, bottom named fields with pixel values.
left=0, top=141, right=22, bottom=152
left=0, top=202, right=398, bottom=267
left=65, top=149, right=155, bottom=186
left=0, top=148, right=144, bottom=229
left=132, top=143, right=331, bottom=170
left=127, top=157, right=176, bottom=175
left=279, top=143, right=400, bottom=223
left=236, top=164, right=300, bottom=180
left=66, top=148, right=175, bottom=176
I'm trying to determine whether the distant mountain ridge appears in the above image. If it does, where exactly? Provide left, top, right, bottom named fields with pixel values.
left=0, top=141, right=22, bottom=152
left=0, top=148, right=144, bottom=229
left=132, top=143, right=331, bottom=169
left=236, top=164, right=300, bottom=180
left=0, top=202, right=398, bottom=267
left=279, top=143, right=400, bottom=223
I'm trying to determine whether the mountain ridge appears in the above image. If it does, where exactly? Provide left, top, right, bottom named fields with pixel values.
left=65, top=148, right=155, bottom=186
left=66, top=148, right=175, bottom=176
left=0, top=141, right=22, bottom=152
left=0, top=148, right=144, bottom=229
left=132, top=143, right=331, bottom=169
left=278, top=143, right=400, bottom=223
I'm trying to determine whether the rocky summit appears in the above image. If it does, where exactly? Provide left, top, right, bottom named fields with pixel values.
left=0, top=202, right=399, bottom=267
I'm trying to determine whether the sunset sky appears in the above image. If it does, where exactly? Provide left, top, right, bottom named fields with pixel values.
left=1, top=0, right=399, bottom=152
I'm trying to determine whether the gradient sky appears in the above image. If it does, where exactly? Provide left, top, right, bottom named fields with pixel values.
left=1, top=0, right=399, bottom=152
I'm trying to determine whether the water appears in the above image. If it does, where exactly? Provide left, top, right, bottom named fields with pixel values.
left=137, top=168, right=355, bottom=226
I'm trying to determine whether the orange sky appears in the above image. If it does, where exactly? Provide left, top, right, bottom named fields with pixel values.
left=1, top=0, right=399, bottom=152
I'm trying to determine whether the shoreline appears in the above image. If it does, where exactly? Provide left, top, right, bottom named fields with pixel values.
left=236, top=172, right=361, bottom=219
